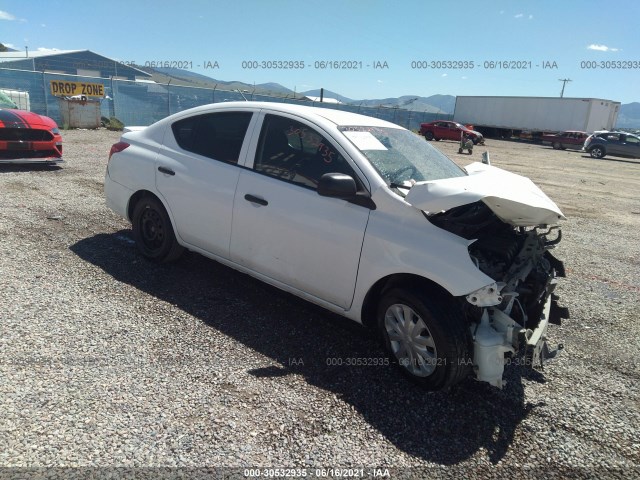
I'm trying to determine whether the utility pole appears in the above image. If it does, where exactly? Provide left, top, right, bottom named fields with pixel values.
left=559, top=78, right=572, bottom=98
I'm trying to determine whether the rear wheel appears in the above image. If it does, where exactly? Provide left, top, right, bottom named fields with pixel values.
left=424, top=131, right=434, bottom=141
left=589, top=146, right=606, bottom=159
left=552, top=142, right=562, bottom=150
left=132, top=196, right=184, bottom=262
left=377, top=288, right=471, bottom=390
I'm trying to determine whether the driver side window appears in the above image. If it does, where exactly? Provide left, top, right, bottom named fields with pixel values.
left=254, top=114, right=358, bottom=190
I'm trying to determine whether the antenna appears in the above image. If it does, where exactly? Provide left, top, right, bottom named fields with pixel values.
left=559, top=78, right=572, bottom=98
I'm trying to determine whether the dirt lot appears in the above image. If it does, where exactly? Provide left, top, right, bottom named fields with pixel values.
left=1, top=130, right=639, bottom=478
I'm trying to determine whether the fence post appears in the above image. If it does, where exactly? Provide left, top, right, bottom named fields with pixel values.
left=41, top=71, right=49, bottom=117
left=111, top=77, right=117, bottom=119
left=167, top=82, right=171, bottom=117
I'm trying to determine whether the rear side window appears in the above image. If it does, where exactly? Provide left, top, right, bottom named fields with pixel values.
left=171, top=112, right=252, bottom=163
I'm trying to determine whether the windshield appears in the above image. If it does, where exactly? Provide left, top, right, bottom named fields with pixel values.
left=339, top=126, right=466, bottom=186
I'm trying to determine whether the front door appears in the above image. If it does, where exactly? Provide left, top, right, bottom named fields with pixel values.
left=230, top=113, right=371, bottom=309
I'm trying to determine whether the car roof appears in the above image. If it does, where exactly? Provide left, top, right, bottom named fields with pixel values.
left=164, top=101, right=403, bottom=129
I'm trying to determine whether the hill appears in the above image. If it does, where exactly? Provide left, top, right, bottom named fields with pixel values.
left=616, top=102, right=640, bottom=129
left=141, top=67, right=300, bottom=97
left=300, top=90, right=456, bottom=113
left=128, top=67, right=638, bottom=126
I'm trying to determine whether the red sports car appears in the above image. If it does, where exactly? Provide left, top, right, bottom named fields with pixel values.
left=0, top=107, right=63, bottom=164
left=419, top=120, right=484, bottom=144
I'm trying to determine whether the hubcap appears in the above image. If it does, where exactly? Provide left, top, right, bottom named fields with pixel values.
left=384, top=303, right=437, bottom=377
left=140, top=208, right=165, bottom=251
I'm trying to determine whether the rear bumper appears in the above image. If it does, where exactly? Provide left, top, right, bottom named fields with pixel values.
left=104, top=172, right=134, bottom=220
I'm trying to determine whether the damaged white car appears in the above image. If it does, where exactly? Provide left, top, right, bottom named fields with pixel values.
left=105, top=102, right=568, bottom=390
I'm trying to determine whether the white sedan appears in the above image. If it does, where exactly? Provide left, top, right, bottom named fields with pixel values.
left=105, top=101, right=568, bottom=390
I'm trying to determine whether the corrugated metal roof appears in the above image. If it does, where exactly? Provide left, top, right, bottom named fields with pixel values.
left=0, top=49, right=84, bottom=62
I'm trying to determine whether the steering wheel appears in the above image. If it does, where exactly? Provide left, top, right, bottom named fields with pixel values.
left=389, top=165, right=418, bottom=184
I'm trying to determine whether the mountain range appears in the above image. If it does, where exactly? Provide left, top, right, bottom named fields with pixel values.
left=145, top=67, right=638, bottom=128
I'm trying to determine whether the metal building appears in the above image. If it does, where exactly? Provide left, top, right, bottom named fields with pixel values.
left=0, top=50, right=150, bottom=81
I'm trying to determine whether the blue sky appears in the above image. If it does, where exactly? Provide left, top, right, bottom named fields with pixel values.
left=1, top=0, right=639, bottom=103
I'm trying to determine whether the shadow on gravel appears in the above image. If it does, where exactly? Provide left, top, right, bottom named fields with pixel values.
left=71, top=230, right=543, bottom=465
left=578, top=155, right=640, bottom=165
left=0, top=164, right=63, bottom=173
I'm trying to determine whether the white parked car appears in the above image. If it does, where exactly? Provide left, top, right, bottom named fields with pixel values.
left=105, top=102, right=568, bottom=390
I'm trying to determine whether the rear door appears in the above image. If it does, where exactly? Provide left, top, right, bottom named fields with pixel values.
left=604, top=133, right=624, bottom=156
left=155, top=110, right=256, bottom=258
left=230, top=112, right=371, bottom=309
left=619, top=134, right=640, bottom=157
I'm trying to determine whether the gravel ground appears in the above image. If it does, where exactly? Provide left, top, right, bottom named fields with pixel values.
left=0, top=129, right=639, bottom=479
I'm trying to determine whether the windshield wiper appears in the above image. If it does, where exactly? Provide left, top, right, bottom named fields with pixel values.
left=388, top=182, right=413, bottom=197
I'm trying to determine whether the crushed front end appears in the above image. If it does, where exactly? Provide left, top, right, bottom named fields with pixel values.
left=429, top=201, right=569, bottom=388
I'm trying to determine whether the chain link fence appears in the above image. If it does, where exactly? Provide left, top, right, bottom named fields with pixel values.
left=1, top=68, right=452, bottom=130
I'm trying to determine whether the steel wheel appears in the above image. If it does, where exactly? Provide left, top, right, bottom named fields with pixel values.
left=384, top=303, right=437, bottom=377
left=140, top=208, right=165, bottom=252
left=376, top=288, right=471, bottom=390
left=132, top=195, right=184, bottom=262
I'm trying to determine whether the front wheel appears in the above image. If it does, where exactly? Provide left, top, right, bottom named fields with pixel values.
left=552, top=142, right=562, bottom=150
left=377, top=288, right=471, bottom=390
left=132, top=196, right=184, bottom=262
left=424, top=131, right=434, bottom=141
left=589, top=146, right=606, bottom=159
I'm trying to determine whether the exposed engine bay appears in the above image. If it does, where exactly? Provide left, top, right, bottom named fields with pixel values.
left=429, top=201, right=569, bottom=387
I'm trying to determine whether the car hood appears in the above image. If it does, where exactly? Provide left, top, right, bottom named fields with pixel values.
left=0, top=108, right=58, bottom=129
left=404, top=162, right=565, bottom=227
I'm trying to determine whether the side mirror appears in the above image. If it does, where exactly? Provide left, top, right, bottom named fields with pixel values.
left=317, top=173, right=357, bottom=199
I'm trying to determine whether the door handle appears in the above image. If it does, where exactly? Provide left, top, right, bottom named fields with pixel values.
left=158, top=166, right=175, bottom=176
left=244, top=194, right=268, bottom=206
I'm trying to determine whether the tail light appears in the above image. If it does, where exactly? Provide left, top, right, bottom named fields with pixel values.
left=109, top=141, right=130, bottom=160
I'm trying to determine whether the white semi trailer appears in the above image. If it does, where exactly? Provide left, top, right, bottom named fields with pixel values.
left=453, top=96, right=620, bottom=138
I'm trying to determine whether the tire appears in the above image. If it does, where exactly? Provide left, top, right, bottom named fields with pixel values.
left=589, top=146, right=606, bottom=159
left=458, top=148, right=463, bottom=154
left=377, top=288, right=471, bottom=390
left=552, top=142, right=562, bottom=150
left=472, top=138, right=479, bottom=145
left=132, top=196, right=184, bottom=262
left=424, top=131, right=434, bottom=141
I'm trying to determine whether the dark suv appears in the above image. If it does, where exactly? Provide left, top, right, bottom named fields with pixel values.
left=583, top=132, right=640, bottom=159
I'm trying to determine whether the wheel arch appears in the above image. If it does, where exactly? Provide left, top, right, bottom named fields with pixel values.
left=360, top=273, right=454, bottom=330
left=127, top=189, right=163, bottom=222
